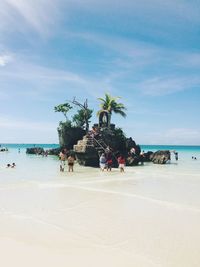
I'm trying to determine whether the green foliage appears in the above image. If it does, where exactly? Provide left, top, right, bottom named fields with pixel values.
left=54, top=102, right=73, bottom=121
left=113, top=127, right=126, bottom=140
left=59, top=120, right=72, bottom=128
left=97, top=93, right=127, bottom=125
left=72, top=108, right=93, bottom=129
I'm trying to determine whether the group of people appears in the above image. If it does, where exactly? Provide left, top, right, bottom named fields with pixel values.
left=99, top=152, right=126, bottom=172
left=6, top=163, right=16, bottom=168
left=59, top=149, right=76, bottom=172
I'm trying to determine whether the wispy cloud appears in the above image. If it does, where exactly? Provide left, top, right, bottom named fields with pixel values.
left=0, top=53, right=13, bottom=66
left=0, top=115, right=55, bottom=131
left=0, top=57, right=113, bottom=100
left=67, top=0, right=200, bottom=23
left=135, top=76, right=200, bottom=96
left=146, top=128, right=200, bottom=145
left=0, top=115, right=58, bottom=143
left=0, top=0, right=65, bottom=36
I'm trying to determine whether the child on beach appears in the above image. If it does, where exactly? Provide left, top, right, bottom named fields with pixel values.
left=117, top=155, right=125, bottom=172
left=67, top=155, right=75, bottom=172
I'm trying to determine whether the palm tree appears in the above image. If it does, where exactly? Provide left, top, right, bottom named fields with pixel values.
left=97, top=93, right=127, bottom=127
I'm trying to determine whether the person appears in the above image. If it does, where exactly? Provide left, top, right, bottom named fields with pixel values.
left=174, top=151, right=178, bottom=161
left=18, top=148, right=20, bottom=153
left=117, top=155, right=125, bottom=172
left=99, top=153, right=107, bottom=171
left=11, top=163, right=16, bottom=168
left=140, top=150, right=145, bottom=165
left=130, top=147, right=136, bottom=156
left=67, top=154, right=75, bottom=172
left=6, top=164, right=11, bottom=168
left=106, top=156, right=113, bottom=171
left=59, top=149, right=66, bottom=172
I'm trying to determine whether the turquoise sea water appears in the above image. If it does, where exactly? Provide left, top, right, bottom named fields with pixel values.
left=141, top=144, right=200, bottom=153
left=0, top=143, right=59, bottom=149
left=1, top=143, right=200, bottom=159
left=1, top=143, right=200, bottom=152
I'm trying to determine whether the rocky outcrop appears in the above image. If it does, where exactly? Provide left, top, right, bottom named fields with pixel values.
left=47, top=148, right=61, bottom=156
left=150, top=150, right=171, bottom=164
left=143, top=151, right=154, bottom=162
left=58, top=124, right=85, bottom=149
left=73, top=135, right=99, bottom=166
left=26, top=147, right=44, bottom=155
left=73, top=126, right=143, bottom=167
left=126, top=155, right=141, bottom=166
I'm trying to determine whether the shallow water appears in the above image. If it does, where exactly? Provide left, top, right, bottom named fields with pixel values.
left=0, top=148, right=200, bottom=267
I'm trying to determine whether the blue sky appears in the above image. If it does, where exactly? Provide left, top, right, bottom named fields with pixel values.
left=0, top=0, right=200, bottom=144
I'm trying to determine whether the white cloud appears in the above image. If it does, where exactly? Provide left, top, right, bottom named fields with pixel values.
left=0, top=115, right=55, bottom=131
left=148, top=128, right=200, bottom=145
left=0, top=0, right=65, bottom=36
left=0, top=0, right=199, bottom=39
left=135, top=76, right=200, bottom=96
left=0, top=115, right=58, bottom=143
left=0, top=54, right=12, bottom=66
left=0, top=58, right=113, bottom=100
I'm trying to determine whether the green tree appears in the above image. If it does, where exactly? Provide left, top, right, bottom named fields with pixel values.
left=71, top=98, right=92, bottom=132
left=97, top=93, right=127, bottom=127
left=72, top=108, right=93, bottom=129
left=54, top=102, right=72, bottom=121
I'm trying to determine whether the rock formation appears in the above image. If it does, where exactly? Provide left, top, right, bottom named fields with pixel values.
left=58, top=124, right=85, bottom=149
left=26, top=147, right=44, bottom=155
left=150, top=150, right=171, bottom=164
left=73, top=126, right=142, bottom=167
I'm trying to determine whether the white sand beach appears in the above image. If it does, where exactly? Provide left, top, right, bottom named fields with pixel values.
left=0, top=149, right=200, bottom=267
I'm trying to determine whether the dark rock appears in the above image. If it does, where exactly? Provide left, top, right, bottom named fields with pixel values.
left=73, top=127, right=142, bottom=167
left=126, top=137, right=136, bottom=151
left=126, top=155, right=140, bottom=166
left=26, top=147, right=44, bottom=155
left=150, top=150, right=171, bottom=164
left=73, top=136, right=99, bottom=167
left=47, top=148, right=61, bottom=156
left=58, top=125, right=86, bottom=149
left=143, top=151, right=154, bottom=162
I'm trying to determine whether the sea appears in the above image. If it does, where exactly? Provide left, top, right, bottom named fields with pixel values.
left=0, top=144, right=200, bottom=267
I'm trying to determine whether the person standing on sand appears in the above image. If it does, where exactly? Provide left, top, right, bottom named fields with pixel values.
left=99, top=153, right=107, bottom=171
left=117, top=155, right=125, bottom=172
left=106, top=158, right=113, bottom=171
left=67, top=155, right=75, bottom=172
left=174, top=151, right=178, bottom=161
left=59, top=149, right=66, bottom=172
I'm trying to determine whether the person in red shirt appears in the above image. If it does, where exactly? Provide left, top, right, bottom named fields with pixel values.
left=117, top=155, right=125, bottom=172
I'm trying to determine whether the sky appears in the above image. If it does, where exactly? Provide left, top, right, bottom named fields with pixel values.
left=0, top=0, right=200, bottom=145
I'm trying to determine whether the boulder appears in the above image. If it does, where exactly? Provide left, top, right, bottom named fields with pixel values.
left=126, top=155, right=140, bottom=166
left=26, top=147, right=44, bottom=155
left=143, top=151, right=154, bottom=162
left=150, top=150, right=171, bottom=164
